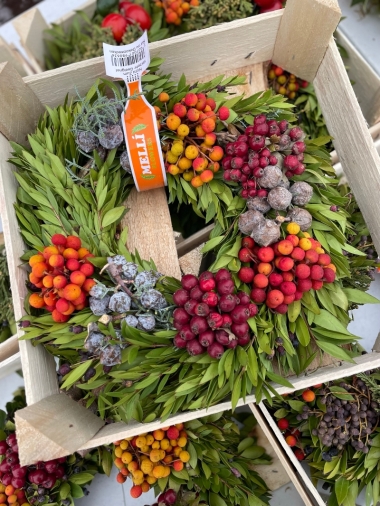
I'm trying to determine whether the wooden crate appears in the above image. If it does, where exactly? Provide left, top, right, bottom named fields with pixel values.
left=1, top=0, right=380, bottom=465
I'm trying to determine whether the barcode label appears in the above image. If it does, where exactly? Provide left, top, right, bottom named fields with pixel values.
left=103, top=32, right=150, bottom=80
left=111, top=48, right=145, bottom=67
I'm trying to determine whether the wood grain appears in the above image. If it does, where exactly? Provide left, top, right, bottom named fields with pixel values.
left=250, top=404, right=314, bottom=504
left=273, top=0, right=341, bottom=81
left=0, top=36, right=28, bottom=77
left=0, top=352, right=21, bottom=380
left=259, top=402, right=325, bottom=506
left=0, top=62, right=44, bottom=146
left=23, top=11, right=282, bottom=109
left=15, top=394, right=104, bottom=466
left=314, top=40, right=380, bottom=255
left=121, top=188, right=181, bottom=279
left=0, top=133, right=59, bottom=401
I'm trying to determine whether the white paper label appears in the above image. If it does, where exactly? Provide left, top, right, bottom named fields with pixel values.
left=103, top=32, right=150, bottom=82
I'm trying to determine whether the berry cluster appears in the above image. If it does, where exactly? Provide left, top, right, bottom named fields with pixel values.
left=0, top=432, right=67, bottom=506
left=155, top=0, right=197, bottom=25
left=155, top=91, right=230, bottom=187
left=222, top=115, right=307, bottom=196
left=172, top=270, right=257, bottom=358
left=28, top=235, right=95, bottom=323
left=101, top=2, right=152, bottom=43
left=238, top=224, right=337, bottom=314
left=113, top=425, right=189, bottom=497
left=267, top=64, right=308, bottom=100
left=152, top=489, right=177, bottom=506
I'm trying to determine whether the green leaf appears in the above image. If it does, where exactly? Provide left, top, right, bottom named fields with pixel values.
left=266, top=371, right=293, bottom=389
left=209, top=492, right=228, bottom=506
left=343, top=288, right=380, bottom=305
left=131, top=123, right=147, bottom=134
left=101, top=448, right=113, bottom=476
left=101, top=206, right=125, bottom=228
left=313, top=309, right=352, bottom=334
left=69, top=482, right=84, bottom=498
left=59, top=482, right=71, bottom=500
left=316, top=341, right=355, bottom=363
left=238, top=437, right=255, bottom=454
left=231, top=376, right=242, bottom=411
left=61, top=361, right=93, bottom=389
left=202, top=236, right=224, bottom=253
left=335, top=476, right=349, bottom=505
left=97, top=0, right=118, bottom=16
left=288, top=300, right=301, bottom=323
left=288, top=400, right=305, bottom=412
left=68, top=472, right=94, bottom=485
left=295, top=316, right=310, bottom=346
left=240, top=446, right=265, bottom=459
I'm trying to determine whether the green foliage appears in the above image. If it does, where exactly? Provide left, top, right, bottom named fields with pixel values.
left=0, top=245, right=15, bottom=342
left=184, top=0, right=254, bottom=31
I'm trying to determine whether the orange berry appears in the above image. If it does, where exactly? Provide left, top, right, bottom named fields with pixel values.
left=63, top=284, right=81, bottom=301
left=48, top=254, right=65, bottom=268
left=7, top=495, right=17, bottom=504
left=187, top=108, right=200, bottom=122
left=193, top=157, right=208, bottom=172
left=78, top=248, right=90, bottom=259
left=257, top=263, right=272, bottom=276
left=286, top=234, right=299, bottom=247
left=130, top=486, right=142, bottom=498
left=158, top=92, right=169, bottom=103
left=163, top=455, right=173, bottom=464
left=83, top=278, right=96, bottom=292
left=201, top=118, right=216, bottom=133
left=0, top=494, right=6, bottom=504
left=42, top=246, right=59, bottom=260
left=29, top=254, right=45, bottom=267
left=29, top=272, right=41, bottom=285
left=152, top=465, right=166, bottom=478
left=166, top=114, right=181, bottom=131
left=5, top=486, right=15, bottom=497
left=302, top=389, right=315, bottom=402
left=127, top=461, right=139, bottom=473
left=200, top=169, right=214, bottom=183
left=195, top=125, right=206, bottom=137
left=326, top=263, right=336, bottom=272
left=71, top=291, right=87, bottom=306
left=70, top=271, right=86, bottom=287
left=286, top=435, right=297, bottom=447
left=277, top=240, right=294, bottom=256
left=120, top=467, right=129, bottom=476
left=66, top=236, right=81, bottom=250
left=29, top=293, right=45, bottom=309
left=141, top=482, right=150, bottom=493
left=32, top=262, right=48, bottom=278
left=63, top=248, right=79, bottom=260
left=149, top=449, right=161, bottom=462
left=182, top=1, right=190, bottom=12
left=179, top=450, right=190, bottom=462
left=173, top=460, right=184, bottom=471
left=191, top=176, right=203, bottom=188
left=52, top=309, right=70, bottom=323
left=177, top=437, right=187, bottom=448
left=209, top=146, right=224, bottom=161
left=42, top=275, right=54, bottom=288
left=153, top=429, right=165, bottom=441
left=116, top=472, right=126, bottom=484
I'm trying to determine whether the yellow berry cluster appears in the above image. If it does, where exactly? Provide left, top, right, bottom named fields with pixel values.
left=268, top=64, right=309, bottom=100
left=154, top=0, right=198, bottom=25
left=113, top=424, right=190, bottom=498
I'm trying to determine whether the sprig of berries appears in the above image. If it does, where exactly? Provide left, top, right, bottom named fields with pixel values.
left=267, top=64, right=308, bottom=100
left=238, top=224, right=337, bottom=314
left=155, top=0, right=198, bottom=25
left=155, top=91, right=230, bottom=188
left=28, top=234, right=95, bottom=323
left=113, top=424, right=189, bottom=497
left=172, top=269, right=257, bottom=357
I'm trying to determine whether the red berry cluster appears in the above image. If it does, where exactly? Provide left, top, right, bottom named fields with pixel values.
left=0, top=433, right=67, bottom=504
left=28, top=234, right=96, bottom=323
left=154, top=489, right=177, bottom=505
left=172, top=270, right=258, bottom=359
left=222, top=115, right=306, bottom=199
left=237, top=234, right=337, bottom=314
left=101, top=2, right=152, bottom=43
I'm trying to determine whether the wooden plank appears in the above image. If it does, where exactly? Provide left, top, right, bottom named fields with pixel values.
left=0, top=37, right=27, bottom=77
left=259, top=402, right=325, bottom=506
left=0, top=62, right=45, bottom=146
left=0, top=133, right=59, bottom=403
left=80, top=352, right=380, bottom=450
left=23, top=11, right=282, bottom=109
left=272, top=0, right=341, bottom=82
left=12, top=7, right=49, bottom=73
left=15, top=393, right=104, bottom=466
left=0, top=335, right=19, bottom=363
left=0, top=352, right=21, bottom=380
left=330, top=121, right=380, bottom=166
left=121, top=189, right=181, bottom=279
left=249, top=404, right=315, bottom=504
left=314, top=39, right=380, bottom=256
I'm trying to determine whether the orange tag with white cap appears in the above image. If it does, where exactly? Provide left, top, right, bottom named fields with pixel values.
left=103, top=33, right=166, bottom=191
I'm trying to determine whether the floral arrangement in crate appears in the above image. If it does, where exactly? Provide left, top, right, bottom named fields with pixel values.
left=11, top=58, right=379, bottom=431
left=268, top=370, right=380, bottom=506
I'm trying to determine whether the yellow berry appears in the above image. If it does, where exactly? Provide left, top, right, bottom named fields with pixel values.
left=133, top=476, right=145, bottom=485
left=121, top=451, right=133, bottom=464
left=167, top=114, right=182, bottom=131
left=179, top=450, right=190, bottom=463
left=162, top=466, right=171, bottom=477
left=150, top=449, right=162, bottom=462
left=135, top=436, right=147, bottom=448
left=159, top=92, right=170, bottom=103
left=159, top=450, right=166, bottom=460
left=141, top=460, right=154, bottom=474
left=120, top=440, right=129, bottom=450
left=167, top=164, right=180, bottom=176
left=128, top=461, right=139, bottom=473
left=152, top=441, right=160, bottom=450
left=166, top=151, right=179, bottom=164
left=146, top=476, right=157, bottom=485
left=177, top=437, right=187, bottom=447
left=146, top=435, right=154, bottom=446
left=152, top=465, right=166, bottom=478
left=182, top=171, right=193, bottom=181
left=160, top=439, right=170, bottom=450
left=303, top=232, right=311, bottom=238
left=173, top=446, right=182, bottom=457
left=299, top=238, right=312, bottom=251
left=171, top=143, right=184, bottom=156
left=178, top=157, right=192, bottom=171
left=140, top=445, right=151, bottom=453
left=177, top=124, right=190, bottom=137
left=316, top=247, right=325, bottom=254
left=170, top=439, right=178, bottom=447
left=133, top=469, right=144, bottom=481
left=114, top=446, right=123, bottom=458
left=185, top=145, right=199, bottom=160
left=286, top=222, right=300, bottom=235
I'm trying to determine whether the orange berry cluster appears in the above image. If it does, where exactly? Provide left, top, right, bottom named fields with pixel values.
left=238, top=223, right=337, bottom=314
left=0, top=483, right=28, bottom=506
left=268, top=64, right=309, bottom=100
left=156, top=91, right=230, bottom=188
left=28, top=234, right=96, bottom=323
left=155, top=0, right=198, bottom=25
left=113, top=424, right=190, bottom=498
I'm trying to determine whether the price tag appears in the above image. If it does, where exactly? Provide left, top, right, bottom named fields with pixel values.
left=103, top=33, right=166, bottom=191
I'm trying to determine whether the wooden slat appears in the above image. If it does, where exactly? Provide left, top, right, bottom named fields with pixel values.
left=0, top=133, right=59, bottom=403
left=23, top=11, right=282, bottom=109
left=259, top=402, right=325, bottom=506
left=122, top=189, right=181, bottom=279
left=12, top=8, right=48, bottom=73
left=250, top=403, right=315, bottom=505
left=314, top=39, right=380, bottom=255
left=0, top=36, right=28, bottom=77
left=0, top=335, right=19, bottom=363
left=272, top=0, right=341, bottom=81
left=15, top=394, right=104, bottom=466
left=0, top=352, right=21, bottom=380
left=0, top=62, right=44, bottom=146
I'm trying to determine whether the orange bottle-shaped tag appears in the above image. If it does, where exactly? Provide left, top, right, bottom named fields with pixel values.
left=103, top=33, right=166, bottom=191
left=122, top=80, right=166, bottom=191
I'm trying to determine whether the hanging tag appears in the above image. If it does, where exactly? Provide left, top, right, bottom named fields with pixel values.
left=103, top=33, right=166, bottom=191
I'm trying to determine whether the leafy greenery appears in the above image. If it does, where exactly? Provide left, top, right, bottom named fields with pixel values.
left=184, top=0, right=254, bottom=31
left=0, top=245, right=15, bottom=342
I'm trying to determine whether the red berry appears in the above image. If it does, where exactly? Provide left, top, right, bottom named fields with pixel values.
left=250, top=288, right=267, bottom=304
left=238, top=267, right=255, bottom=283
left=217, top=278, right=235, bottom=295
left=277, top=418, right=289, bottom=430
left=102, top=13, right=128, bottom=42
left=174, top=335, right=187, bottom=348
left=207, top=342, right=225, bottom=359
left=239, top=248, right=253, bottom=262
left=179, top=325, right=196, bottom=341
left=231, top=305, right=250, bottom=324
left=285, top=435, right=297, bottom=447
left=294, top=449, right=305, bottom=461
left=231, top=322, right=249, bottom=338
left=184, top=299, right=198, bottom=315
left=207, top=312, right=224, bottom=329
left=242, top=237, right=255, bottom=249
left=181, top=274, right=199, bottom=291
left=190, top=285, right=205, bottom=301
left=173, top=289, right=190, bottom=306
left=202, top=291, right=218, bottom=307
left=194, top=302, right=210, bottom=317
left=123, top=4, right=152, bottom=30
left=173, top=308, right=190, bottom=325
left=51, top=234, right=67, bottom=246
left=190, top=316, right=209, bottom=335
left=199, top=278, right=216, bottom=292
left=214, top=269, right=232, bottom=282
left=219, top=294, right=237, bottom=313
left=215, top=329, right=230, bottom=345
left=199, top=330, right=215, bottom=347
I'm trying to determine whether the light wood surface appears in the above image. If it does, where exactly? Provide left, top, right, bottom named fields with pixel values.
left=0, top=62, right=44, bottom=146
left=23, top=11, right=282, bottom=109
left=15, top=393, right=104, bottom=466
left=259, top=402, right=325, bottom=506
left=122, top=188, right=181, bottom=279
left=0, top=335, right=19, bottom=363
left=0, top=352, right=21, bottom=380
left=272, top=0, right=341, bottom=82
left=314, top=39, right=380, bottom=255
left=0, top=36, right=30, bottom=77
left=250, top=404, right=314, bottom=504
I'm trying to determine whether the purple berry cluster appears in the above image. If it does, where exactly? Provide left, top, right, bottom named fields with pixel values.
left=172, top=270, right=258, bottom=359
left=221, top=114, right=306, bottom=199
